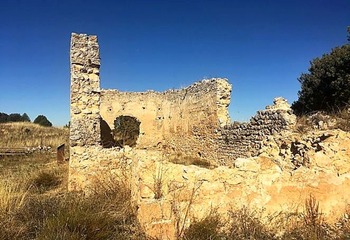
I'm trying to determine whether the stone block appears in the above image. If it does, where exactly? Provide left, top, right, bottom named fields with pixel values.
left=145, top=220, right=176, bottom=240
left=234, top=157, right=260, bottom=172
left=138, top=200, right=173, bottom=223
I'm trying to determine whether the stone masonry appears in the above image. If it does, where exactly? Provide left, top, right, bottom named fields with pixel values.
left=68, top=33, right=350, bottom=239
left=68, top=32, right=297, bottom=189
left=100, top=78, right=232, bottom=163
left=218, top=97, right=296, bottom=164
left=70, top=33, right=101, bottom=147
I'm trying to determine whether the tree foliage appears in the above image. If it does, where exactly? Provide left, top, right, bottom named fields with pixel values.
left=113, top=116, right=140, bottom=147
left=292, top=43, right=350, bottom=115
left=8, top=113, right=24, bottom=122
left=34, top=115, right=53, bottom=127
left=21, top=113, right=31, bottom=122
left=0, top=113, right=9, bottom=123
left=0, top=112, right=31, bottom=123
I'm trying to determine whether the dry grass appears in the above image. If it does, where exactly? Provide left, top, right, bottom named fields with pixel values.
left=0, top=152, right=56, bottom=175
left=181, top=207, right=275, bottom=240
left=0, top=153, right=146, bottom=240
left=226, top=207, right=276, bottom=240
left=169, top=152, right=213, bottom=169
left=35, top=183, right=144, bottom=240
left=0, top=122, right=68, bottom=148
left=294, top=107, right=350, bottom=133
left=334, top=107, right=350, bottom=131
left=0, top=176, right=30, bottom=216
left=0, top=154, right=67, bottom=240
left=0, top=123, right=145, bottom=240
left=183, top=213, right=223, bottom=240
left=295, top=115, right=312, bottom=134
left=182, top=197, right=350, bottom=240
left=31, top=169, right=63, bottom=193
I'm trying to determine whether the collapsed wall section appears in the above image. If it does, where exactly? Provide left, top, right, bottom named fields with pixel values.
left=218, top=98, right=296, bottom=164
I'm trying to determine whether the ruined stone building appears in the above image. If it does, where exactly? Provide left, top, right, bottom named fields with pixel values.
left=69, top=33, right=350, bottom=239
left=69, top=33, right=295, bottom=186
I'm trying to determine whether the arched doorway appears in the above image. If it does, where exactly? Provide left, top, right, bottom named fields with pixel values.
left=113, top=115, right=140, bottom=147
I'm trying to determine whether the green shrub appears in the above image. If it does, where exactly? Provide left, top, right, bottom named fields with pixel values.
left=0, top=112, right=31, bottom=123
left=292, top=43, right=350, bottom=115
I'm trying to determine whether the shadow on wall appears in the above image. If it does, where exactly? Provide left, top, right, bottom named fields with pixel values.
left=100, top=118, right=116, bottom=148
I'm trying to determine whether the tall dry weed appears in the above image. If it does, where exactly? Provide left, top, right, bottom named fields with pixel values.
left=0, top=176, right=31, bottom=215
left=227, top=207, right=275, bottom=240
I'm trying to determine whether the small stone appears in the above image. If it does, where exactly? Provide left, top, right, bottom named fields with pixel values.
left=82, top=109, right=92, bottom=114
left=72, top=106, right=81, bottom=114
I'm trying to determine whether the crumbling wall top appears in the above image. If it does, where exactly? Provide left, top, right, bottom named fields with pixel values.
left=70, top=33, right=100, bottom=67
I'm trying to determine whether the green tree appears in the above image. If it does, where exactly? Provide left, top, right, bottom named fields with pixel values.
left=8, top=113, right=23, bottom=122
left=21, top=113, right=31, bottom=122
left=292, top=42, right=350, bottom=115
left=113, top=116, right=140, bottom=147
left=0, top=112, right=9, bottom=123
left=34, top=115, right=52, bottom=127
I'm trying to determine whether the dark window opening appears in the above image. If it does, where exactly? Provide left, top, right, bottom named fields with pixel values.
left=113, top=115, right=140, bottom=148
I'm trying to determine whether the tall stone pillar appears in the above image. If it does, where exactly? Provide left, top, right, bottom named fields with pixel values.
left=70, top=33, right=101, bottom=147
left=69, top=33, right=101, bottom=190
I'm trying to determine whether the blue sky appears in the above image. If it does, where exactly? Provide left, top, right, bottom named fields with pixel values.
left=1, top=0, right=349, bottom=126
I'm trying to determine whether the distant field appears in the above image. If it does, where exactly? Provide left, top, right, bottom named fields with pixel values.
left=0, top=122, right=69, bottom=148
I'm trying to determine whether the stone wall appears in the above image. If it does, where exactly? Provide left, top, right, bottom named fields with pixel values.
left=100, top=83, right=297, bottom=167
left=69, top=146, right=133, bottom=191
left=218, top=97, right=296, bottom=165
left=133, top=133, right=350, bottom=239
left=100, top=78, right=231, bottom=162
left=68, top=33, right=298, bottom=190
